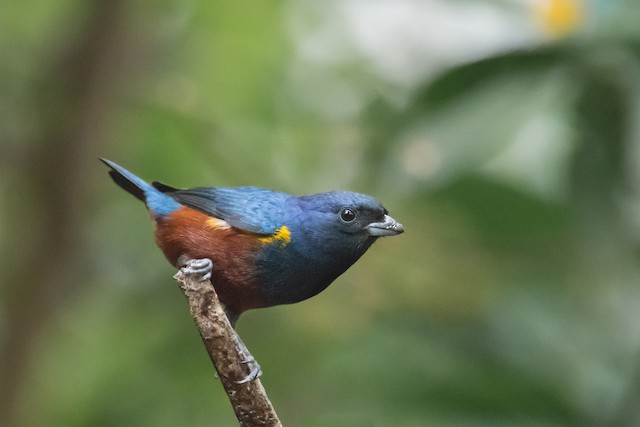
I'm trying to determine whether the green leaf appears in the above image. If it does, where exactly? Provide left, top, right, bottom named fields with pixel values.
left=414, top=46, right=569, bottom=113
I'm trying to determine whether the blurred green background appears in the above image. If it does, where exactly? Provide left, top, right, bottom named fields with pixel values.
left=3, top=0, right=640, bottom=425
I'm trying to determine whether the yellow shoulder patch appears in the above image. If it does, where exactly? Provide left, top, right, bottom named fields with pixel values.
left=206, top=217, right=232, bottom=230
left=259, top=225, right=291, bottom=246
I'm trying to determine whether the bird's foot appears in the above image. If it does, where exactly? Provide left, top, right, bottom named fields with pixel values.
left=179, top=257, right=213, bottom=282
left=232, top=332, right=263, bottom=384
left=236, top=356, right=263, bottom=384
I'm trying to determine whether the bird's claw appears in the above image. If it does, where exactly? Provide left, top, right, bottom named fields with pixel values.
left=232, top=333, right=262, bottom=384
left=236, top=358, right=262, bottom=384
left=180, top=258, right=213, bottom=282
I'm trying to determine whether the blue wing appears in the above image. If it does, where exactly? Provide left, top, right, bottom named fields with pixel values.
left=153, top=183, right=289, bottom=235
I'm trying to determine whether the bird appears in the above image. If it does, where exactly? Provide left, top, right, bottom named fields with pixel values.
left=102, top=159, right=404, bottom=380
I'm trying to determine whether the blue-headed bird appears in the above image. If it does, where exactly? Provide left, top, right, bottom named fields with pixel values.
left=102, top=159, right=404, bottom=380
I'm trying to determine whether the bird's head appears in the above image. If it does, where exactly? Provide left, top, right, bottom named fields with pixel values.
left=292, top=191, right=404, bottom=260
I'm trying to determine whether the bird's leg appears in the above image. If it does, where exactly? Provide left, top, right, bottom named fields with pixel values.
left=177, top=256, right=212, bottom=282
left=223, top=306, right=262, bottom=384
left=232, top=333, right=262, bottom=384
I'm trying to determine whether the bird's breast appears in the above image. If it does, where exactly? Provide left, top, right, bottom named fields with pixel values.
left=254, top=234, right=367, bottom=307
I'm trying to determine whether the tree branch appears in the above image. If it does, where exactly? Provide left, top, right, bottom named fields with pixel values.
left=173, top=269, right=282, bottom=427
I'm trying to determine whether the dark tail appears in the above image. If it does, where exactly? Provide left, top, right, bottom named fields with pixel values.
left=101, top=159, right=182, bottom=216
left=100, top=158, right=147, bottom=201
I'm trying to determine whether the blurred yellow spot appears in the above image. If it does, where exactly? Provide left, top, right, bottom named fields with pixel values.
left=533, top=0, right=583, bottom=36
left=259, top=226, right=291, bottom=246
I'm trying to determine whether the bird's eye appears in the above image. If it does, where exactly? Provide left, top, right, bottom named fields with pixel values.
left=340, top=208, right=357, bottom=223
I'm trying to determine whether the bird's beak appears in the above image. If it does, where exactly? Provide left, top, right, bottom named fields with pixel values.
left=366, top=214, right=404, bottom=237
